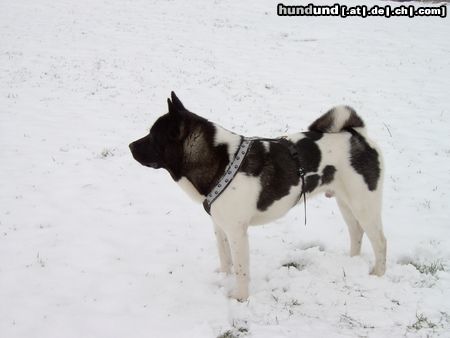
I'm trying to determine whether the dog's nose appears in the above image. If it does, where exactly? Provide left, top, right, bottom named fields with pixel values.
left=129, top=142, right=135, bottom=152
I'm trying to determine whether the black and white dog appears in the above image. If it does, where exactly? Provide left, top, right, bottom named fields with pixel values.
left=129, top=92, right=386, bottom=300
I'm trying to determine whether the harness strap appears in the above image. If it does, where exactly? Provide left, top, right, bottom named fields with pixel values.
left=282, top=139, right=307, bottom=226
left=202, top=138, right=253, bottom=214
left=203, top=136, right=309, bottom=225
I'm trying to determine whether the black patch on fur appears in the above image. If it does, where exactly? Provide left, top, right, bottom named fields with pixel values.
left=303, top=130, right=323, bottom=141
left=240, top=135, right=322, bottom=211
left=241, top=141, right=300, bottom=211
left=308, top=110, right=334, bottom=133
left=304, top=174, right=320, bottom=193
left=239, top=141, right=265, bottom=177
left=342, top=106, right=365, bottom=130
left=295, top=138, right=321, bottom=173
left=346, top=128, right=380, bottom=191
left=321, top=165, right=336, bottom=185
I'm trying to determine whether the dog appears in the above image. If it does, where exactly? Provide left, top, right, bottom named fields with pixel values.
left=129, top=92, right=387, bottom=300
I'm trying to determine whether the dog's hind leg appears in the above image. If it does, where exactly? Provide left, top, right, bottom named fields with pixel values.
left=336, top=198, right=364, bottom=257
left=363, top=216, right=386, bottom=276
left=349, top=201, right=387, bottom=276
left=214, top=223, right=232, bottom=274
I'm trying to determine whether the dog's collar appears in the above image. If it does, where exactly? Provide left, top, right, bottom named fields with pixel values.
left=202, top=137, right=253, bottom=215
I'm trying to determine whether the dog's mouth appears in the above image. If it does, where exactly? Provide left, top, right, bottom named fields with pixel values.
left=142, top=162, right=161, bottom=169
left=129, top=146, right=161, bottom=169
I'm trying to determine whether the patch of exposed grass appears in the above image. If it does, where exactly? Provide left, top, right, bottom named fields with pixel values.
left=217, top=327, right=248, bottom=338
left=282, top=260, right=307, bottom=270
left=409, top=260, right=445, bottom=275
left=399, top=256, right=446, bottom=276
left=36, top=252, right=46, bottom=268
left=100, top=148, right=114, bottom=158
left=217, top=330, right=236, bottom=338
left=282, top=262, right=301, bottom=269
left=339, top=314, right=374, bottom=329
left=289, top=299, right=301, bottom=306
left=408, top=313, right=437, bottom=331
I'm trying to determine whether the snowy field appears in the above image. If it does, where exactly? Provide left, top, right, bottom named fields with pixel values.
left=1, top=0, right=450, bottom=337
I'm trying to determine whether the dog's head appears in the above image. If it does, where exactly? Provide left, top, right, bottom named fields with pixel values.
left=129, top=92, right=190, bottom=178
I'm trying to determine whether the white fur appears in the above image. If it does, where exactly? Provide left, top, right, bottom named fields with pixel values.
left=177, top=177, right=204, bottom=203
left=177, top=123, right=386, bottom=300
left=213, top=125, right=241, bottom=161
left=331, top=106, right=351, bottom=132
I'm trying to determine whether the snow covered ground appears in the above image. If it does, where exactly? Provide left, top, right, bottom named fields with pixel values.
left=1, top=0, right=449, bottom=337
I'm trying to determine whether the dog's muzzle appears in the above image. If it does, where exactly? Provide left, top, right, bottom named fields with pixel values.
left=129, top=142, right=161, bottom=169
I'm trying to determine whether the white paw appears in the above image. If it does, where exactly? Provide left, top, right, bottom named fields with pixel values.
left=370, top=266, right=386, bottom=276
left=214, top=267, right=231, bottom=275
left=230, top=288, right=249, bottom=302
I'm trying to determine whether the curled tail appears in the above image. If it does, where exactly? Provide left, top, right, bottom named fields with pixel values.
left=309, top=106, right=365, bottom=133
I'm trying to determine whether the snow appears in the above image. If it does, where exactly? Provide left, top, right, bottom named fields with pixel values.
left=1, top=0, right=449, bottom=337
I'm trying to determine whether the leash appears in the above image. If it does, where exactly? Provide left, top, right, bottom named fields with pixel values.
left=280, top=138, right=307, bottom=226
left=203, top=136, right=309, bottom=225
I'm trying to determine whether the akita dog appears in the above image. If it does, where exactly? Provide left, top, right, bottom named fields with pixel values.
left=129, top=92, right=386, bottom=300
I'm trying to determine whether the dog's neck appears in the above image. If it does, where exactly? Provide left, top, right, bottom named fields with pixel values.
left=176, top=122, right=241, bottom=203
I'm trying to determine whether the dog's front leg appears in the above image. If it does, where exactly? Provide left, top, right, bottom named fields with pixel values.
left=213, top=223, right=232, bottom=274
left=226, top=225, right=250, bottom=301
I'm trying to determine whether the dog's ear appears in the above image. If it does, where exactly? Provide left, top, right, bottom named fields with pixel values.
left=171, top=91, right=185, bottom=111
left=167, top=98, right=175, bottom=114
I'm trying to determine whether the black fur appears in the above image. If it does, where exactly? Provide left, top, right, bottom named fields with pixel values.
left=309, top=109, right=334, bottom=133
left=240, top=141, right=300, bottom=211
left=129, top=92, right=231, bottom=196
left=295, top=137, right=322, bottom=173
left=303, top=130, right=323, bottom=141
left=239, top=135, right=322, bottom=211
left=321, top=165, right=336, bottom=185
left=344, top=107, right=365, bottom=130
left=304, top=174, right=320, bottom=193
left=346, top=128, right=380, bottom=191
